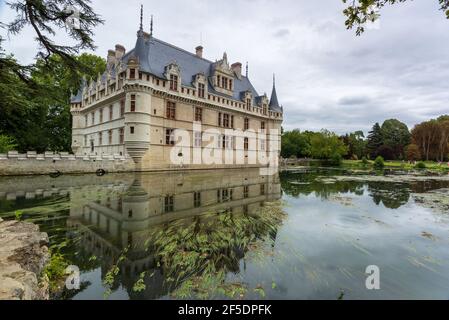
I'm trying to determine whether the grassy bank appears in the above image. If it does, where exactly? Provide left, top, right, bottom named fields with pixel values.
left=341, top=160, right=449, bottom=172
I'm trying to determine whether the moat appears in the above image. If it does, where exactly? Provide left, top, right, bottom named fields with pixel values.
left=1, top=168, right=449, bottom=300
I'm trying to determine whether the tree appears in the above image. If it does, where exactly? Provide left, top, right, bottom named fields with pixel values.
left=1, top=0, right=103, bottom=79
left=405, top=144, right=421, bottom=161
left=0, top=135, right=17, bottom=153
left=281, top=130, right=313, bottom=158
left=381, top=119, right=411, bottom=159
left=376, top=145, right=395, bottom=160
left=341, top=131, right=367, bottom=160
left=412, top=120, right=441, bottom=161
left=366, top=123, right=383, bottom=158
left=0, top=53, right=106, bottom=152
left=310, top=130, right=348, bottom=163
left=342, top=0, right=449, bottom=35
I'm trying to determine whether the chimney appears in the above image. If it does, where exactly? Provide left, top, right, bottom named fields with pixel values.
left=231, top=62, right=242, bottom=78
left=115, top=44, right=126, bottom=60
left=195, top=46, right=203, bottom=58
left=107, top=50, right=116, bottom=66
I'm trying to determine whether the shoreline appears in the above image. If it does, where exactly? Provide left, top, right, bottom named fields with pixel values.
left=0, top=218, right=50, bottom=300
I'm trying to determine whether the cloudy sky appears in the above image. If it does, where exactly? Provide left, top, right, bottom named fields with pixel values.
left=1, top=0, right=449, bottom=134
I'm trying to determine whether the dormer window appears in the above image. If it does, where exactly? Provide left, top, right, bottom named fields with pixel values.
left=198, top=83, right=205, bottom=98
left=246, top=98, right=252, bottom=110
left=129, top=69, right=136, bottom=79
left=170, top=74, right=178, bottom=91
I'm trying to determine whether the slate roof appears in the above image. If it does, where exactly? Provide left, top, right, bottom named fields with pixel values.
left=72, top=29, right=281, bottom=112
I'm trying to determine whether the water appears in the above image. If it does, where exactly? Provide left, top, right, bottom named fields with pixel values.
left=1, top=168, right=449, bottom=300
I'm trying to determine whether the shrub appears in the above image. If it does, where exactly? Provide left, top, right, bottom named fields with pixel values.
left=361, top=156, right=369, bottom=166
left=0, top=135, right=17, bottom=153
left=415, top=162, right=426, bottom=169
left=330, top=153, right=343, bottom=166
left=374, top=156, right=385, bottom=169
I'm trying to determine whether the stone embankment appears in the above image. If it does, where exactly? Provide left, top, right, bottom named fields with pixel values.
left=0, top=218, right=50, bottom=300
left=0, top=151, right=135, bottom=176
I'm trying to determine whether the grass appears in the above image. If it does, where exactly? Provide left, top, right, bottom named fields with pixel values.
left=341, top=160, right=449, bottom=172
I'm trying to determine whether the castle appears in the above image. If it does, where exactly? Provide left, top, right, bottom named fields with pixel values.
left=70, top=8, right=283, bottom=171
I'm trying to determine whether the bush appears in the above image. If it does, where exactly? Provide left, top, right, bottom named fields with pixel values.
left=415, top=162, right=426, bottom=169
left=361, top=156, right=369, bottom=166
left=0, top=135, right=17, bottom=153
left=374, top=156, right=385, bottom=169
left=330, top=153, right=343, bottom=166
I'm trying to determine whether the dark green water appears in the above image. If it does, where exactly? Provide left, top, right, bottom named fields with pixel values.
left=1, top=168, right=449, bottom=300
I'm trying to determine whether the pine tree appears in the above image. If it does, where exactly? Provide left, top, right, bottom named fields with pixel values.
left=366, top=123, right=383, bottom=159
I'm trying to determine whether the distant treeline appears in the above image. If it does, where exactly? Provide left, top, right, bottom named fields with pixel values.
left=282, top=116, right=449, bottom=162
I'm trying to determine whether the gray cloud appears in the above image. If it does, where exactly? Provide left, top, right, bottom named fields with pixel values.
left=1, top=0, right=448, bottom=134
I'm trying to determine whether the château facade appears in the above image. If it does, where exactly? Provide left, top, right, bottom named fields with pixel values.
left=70, top=12, right=283, bottom=171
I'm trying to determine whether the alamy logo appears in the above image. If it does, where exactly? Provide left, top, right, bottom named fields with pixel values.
left=65, top=265, right=80, bottom=290
left=365, top=265, right=380, bottom=290
left=64, top=6, right=81, bottom=30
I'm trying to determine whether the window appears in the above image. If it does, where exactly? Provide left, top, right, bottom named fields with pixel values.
left=170, top=74, right=178, bottom=91
left=91, top=112, right=95, bottom=125
left=130, top=126, right=135, bottom=134
left=231, top=115, right=234, bottom=129
left=194, top=132, right=202, bottom=148
left=223, top=114, right=230, bottom=128
left=244, top=118, right=249, bottom=131
left=229, top=79, right=233, bottom=90
left=217, top=75, right=221, bottom=86
left=120, top=100, right=125, bottom=117
left=195, top=107, right=203, bottom=122
left=85, top=115, right=88, bottom=127
left=194, top=192, right=201, bottom=208
left=166, top=128, right=175, bottom=145
left=109, top=105, right=113, bottom=120
left=99, top=132, right=103, bottom=145
left=130, top=95, right=136, bottom=112
left=119, top=128, right=124, bottom=144
left=164, top=196, right=174, bottom=213
left=166, top=101, right=176, bottom=119
left=243, top=186, right=249, bottom=199
left=246, top=98, right=251, bottom=110
left=260, top=184, right=266, bottom=196
left=218, top=113, right=222, bottom=127
left=129, top=69, right=136, bottom=79
left=99, top=108, right=103, bottom=123
left=261, top=121, right=266, bottom=130
left=244, top=137, right=249, bottom=151
left=198, top=83, right=205, bottom=98
left=139, top=72, right=142, bottom=80
left=108, top=130, right=113, bottom=145
left=260, top=139, right=266, bottom=151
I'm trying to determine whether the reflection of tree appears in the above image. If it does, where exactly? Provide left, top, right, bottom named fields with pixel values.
left=367, top=183, right=410, bottom=209
left=281, top=171, right=413, bottom=209
left=280, top=171, right=365, bottom=200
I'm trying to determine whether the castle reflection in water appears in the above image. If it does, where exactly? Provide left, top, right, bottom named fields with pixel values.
left=0, top=169, right=281, bottom=299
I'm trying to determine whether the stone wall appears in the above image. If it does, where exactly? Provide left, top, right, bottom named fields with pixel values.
left=0, top=218, right=50, bottom=300
left=0, top=151, right=135, bottom=176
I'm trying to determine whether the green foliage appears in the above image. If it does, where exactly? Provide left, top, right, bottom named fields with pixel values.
left=281, top=130, right=313, bottom=158
left=14, top=210, right=23, bottom=221
left=0, top=53, right=106, bottom=152
left=342, top=0, right=449, bottom=36
left=0, top=135, right=17, bottom=153
left=44, top=252, right=69, bottom=292
left=373, top=156, right=385, bottom=169
left=415, top=162, right=426, bottom=169
left=310, top=130, right=348, bottom=162
left=366, top=123, right=383, bottom=158
left=361, top=156, right=369, bottom=166
left=381, top=119, right=411, bottom=159
left=341, top=131, right=367, bottom=160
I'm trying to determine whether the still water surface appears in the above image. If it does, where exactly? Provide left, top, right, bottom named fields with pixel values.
left=1, top=168, right=449, bottom=300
